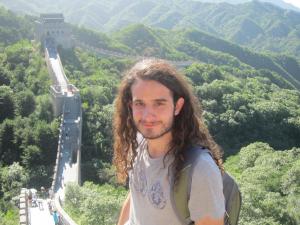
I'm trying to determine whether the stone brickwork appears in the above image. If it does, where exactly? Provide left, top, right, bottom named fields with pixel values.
left=19, top=188, right=29, bottom=225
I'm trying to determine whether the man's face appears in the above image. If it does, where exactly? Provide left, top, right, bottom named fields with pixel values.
left=130, top=79, right=184, bottom=140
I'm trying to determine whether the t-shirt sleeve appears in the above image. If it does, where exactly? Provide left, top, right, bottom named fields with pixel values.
left=188, top=152, right=225, bottom=221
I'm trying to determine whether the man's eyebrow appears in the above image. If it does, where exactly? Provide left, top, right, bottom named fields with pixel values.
left=132, top=98, right=168, bottom=102
left=154, top=98, right=168, bottom=102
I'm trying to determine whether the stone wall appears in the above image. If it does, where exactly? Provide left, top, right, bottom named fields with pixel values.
left=19, top=188, right=29, bottom=225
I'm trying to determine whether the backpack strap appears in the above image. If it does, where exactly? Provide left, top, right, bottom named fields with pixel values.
left=223, top=173, right=242, bottom=225
left=172, top=146, right=242, bottom=225
left=171, top=145, right=209, bottom=225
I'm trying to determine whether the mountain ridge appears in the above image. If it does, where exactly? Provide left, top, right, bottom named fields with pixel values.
left=0, top=0, right=299, bottom=60
left=1, top=5, right=299, bottom=90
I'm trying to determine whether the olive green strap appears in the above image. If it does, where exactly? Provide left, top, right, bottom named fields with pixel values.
left=173, top=165, right=192, bottom=224
left=172, top=147, right=210, bottom=225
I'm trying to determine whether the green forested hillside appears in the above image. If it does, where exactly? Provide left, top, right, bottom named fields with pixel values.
left=71, top=21, right=300, bottom=90
left=112, top=24, right=189, bottom=59
left=1, top=0, right=299, bottom=61
left=0, top=8, right=59, bottom=224
left=0, top=6, right=299, bottom=225
left=71, top=25, right=131, bottom=54
left=185, top=63, right=300, bottom=155
left=69, top=20, right=300, bottom=89
left=109, top=25, right=300, bottom=89
left=0, top=7, right=33, bottom=45
left=225, top=142, right=300, bottom=225
left=193, top=0, right=300, bottom=12
left=0, top=32, right=58, bottom=225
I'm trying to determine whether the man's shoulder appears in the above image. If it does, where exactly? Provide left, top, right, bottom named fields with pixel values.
left=183, top=145, right=219, bottom=174
left=194, top=151, right=218, bottom=171
left=182, top=145, right=211, bottom=166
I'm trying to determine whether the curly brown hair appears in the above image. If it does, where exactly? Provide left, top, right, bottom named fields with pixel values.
left=113, top=59, right=223, bottom=184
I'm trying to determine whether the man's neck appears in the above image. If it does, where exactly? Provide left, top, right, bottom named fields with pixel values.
left=146, top=132, right=172, bottom=158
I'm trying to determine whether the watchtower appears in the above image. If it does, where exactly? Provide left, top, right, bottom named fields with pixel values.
left=35, top=13, right=73, bottom=48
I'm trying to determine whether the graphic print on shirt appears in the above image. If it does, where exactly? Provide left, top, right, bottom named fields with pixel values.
left=130, top=165, right=167, bottom=209
left=132, top=166, right=147, bottom=196
left=148, top=181, right=166, bottom=209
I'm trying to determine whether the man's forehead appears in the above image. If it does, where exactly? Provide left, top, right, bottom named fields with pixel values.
left=131, top=79, right=173, bottom=95
left=131, top=89, right=173, bottom=102
left=132, top=97, right=169, bottom=102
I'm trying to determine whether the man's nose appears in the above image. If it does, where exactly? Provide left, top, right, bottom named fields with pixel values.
left=142, top=106, right=156, bottom=119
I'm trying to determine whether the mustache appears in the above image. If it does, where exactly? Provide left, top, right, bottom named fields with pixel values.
left=139, top=120, right=161, bottom=125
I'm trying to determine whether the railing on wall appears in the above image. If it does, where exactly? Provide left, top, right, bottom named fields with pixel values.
left=19, top=188, right=29, bottom=225
left=51, top=113, right=65, bottom=192
left=54, top=196, right=77, bottom=225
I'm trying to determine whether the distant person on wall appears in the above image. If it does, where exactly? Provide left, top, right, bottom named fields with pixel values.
left=53, top=210, right=60, bottom=225
left=32, top=193, right=37, bottom=207
left=28, top=189, right=32, bottom=207
left=40, top=186, right=46, bottom=199
left=114, top=59, right=225, bottom=225
left=48, top=188, right=54, bottom=199
left=47, top=199, right=53, bottom=215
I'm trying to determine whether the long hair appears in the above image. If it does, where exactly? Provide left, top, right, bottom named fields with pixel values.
left=113, top=59, right=223, bottom=184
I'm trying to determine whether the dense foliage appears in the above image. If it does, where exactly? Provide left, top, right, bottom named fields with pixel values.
left=64, top=182, right=127, bottom=225
left=0, top=10, right=57, bottom=222
left=225, top=142, right=300, bottom=225
left=0, top=40, right=58, bottom=188
left=0, top=7, right=33, bottom=45
left=184, top=63, right=300, bottom=155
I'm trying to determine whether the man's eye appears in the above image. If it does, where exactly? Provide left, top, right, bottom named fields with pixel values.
left=134, top=102, right=144, bottom=107
left=155, top=102, right=165, bottom=106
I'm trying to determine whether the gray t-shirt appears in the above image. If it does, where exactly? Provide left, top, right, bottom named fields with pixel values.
left=128, top=142, right=225, bottom=225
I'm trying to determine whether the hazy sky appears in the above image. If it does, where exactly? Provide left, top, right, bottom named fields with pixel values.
left=284, top=0, right=300, bottom=8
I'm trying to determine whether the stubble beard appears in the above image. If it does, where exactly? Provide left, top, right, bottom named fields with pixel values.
left=135, top=118, right=174, bottom=140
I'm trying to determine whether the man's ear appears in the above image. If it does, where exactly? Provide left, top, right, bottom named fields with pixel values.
left=174, top=97, right=184, bottom=116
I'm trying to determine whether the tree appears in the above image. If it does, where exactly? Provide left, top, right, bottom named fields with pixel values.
left=0, top=162, right=28, bottom=200
left=33, top=120, right=58, bottom=164
left=238, top=142, right=274, bottom=170
left=0, top=86, right=15, bottom=122
left=225, top=144, right=300, bottom=225
left=35, top=95, right=53, bottom=122
left=0, top=66, right=10, bottom=86
left=0, top=119, right=18, bottom=165
left=5, top=40, right=31, bottom=69
left=64, top=182, right=127, bottom=225
left=21, top=145, right=42, bottom=169
left=15, top=90, right=35, bottom=117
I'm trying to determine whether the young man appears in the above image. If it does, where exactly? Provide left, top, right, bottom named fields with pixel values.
left=113, top=59, right=225, bottom=225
